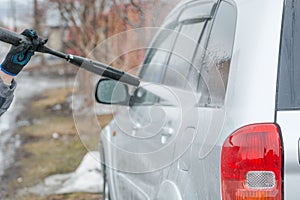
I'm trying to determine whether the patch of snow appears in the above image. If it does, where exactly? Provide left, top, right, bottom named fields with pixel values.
left=23, top=151, right=103, bottom=196
left=56, top=151, right=103, bottom=194
left=53, top=104, right=62, bottom=111
left=52, top=132, right=60, bottom=140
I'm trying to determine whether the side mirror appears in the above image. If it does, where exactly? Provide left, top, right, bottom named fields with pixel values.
left=95, top=79, right=129, bottom=105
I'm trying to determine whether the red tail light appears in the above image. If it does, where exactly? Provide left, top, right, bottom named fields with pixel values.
left=221, top=124, right=283, bottom=200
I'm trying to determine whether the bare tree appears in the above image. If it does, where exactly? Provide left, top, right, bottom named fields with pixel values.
left=111, top=0, right=145, bottom=28
left=34, top=0, right=48, bottom=66
left=45, top=0, right=111, bottom=108
left=109, top=0, right=179, bottom=70
left=111, top=0, right=176, bottom=28
left=48, top=0, right=109, bottom=57
left=47, top=0, right=178, bottom=63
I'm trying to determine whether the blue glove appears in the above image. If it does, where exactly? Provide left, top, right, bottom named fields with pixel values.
left=1, top=29, right=38, bottom=76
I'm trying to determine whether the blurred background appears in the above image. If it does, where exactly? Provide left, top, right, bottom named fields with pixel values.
left=0, top=0, right=180, bottom=199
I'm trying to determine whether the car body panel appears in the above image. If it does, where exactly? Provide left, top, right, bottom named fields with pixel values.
left=101, top=85, right=199, bottom=199
left=225, top=0, right=283, bottom=126
left=156, top=180, right=183, bottom=200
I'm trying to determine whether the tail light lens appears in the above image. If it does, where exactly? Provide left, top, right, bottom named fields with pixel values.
left=221, top=124, right=283, bottom=200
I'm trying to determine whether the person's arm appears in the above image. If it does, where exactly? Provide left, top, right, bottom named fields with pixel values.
left=0, top=29, right=37, bottom=117
left=0, top=72, right=16, bottom=117
left=0, top=71, right=13, bottom=85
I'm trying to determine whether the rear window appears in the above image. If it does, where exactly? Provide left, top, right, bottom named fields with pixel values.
left=278, top=0, right=300, bottom=110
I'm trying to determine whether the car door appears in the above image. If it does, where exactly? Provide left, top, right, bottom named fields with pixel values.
left=103, top=2, right=217, bottom=200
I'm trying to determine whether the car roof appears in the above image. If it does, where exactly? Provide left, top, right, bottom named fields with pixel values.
left=161, top=0, right=218, bottom=27
left=177, top=0, right=218, bottom=7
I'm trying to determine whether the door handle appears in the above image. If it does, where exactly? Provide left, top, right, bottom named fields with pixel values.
left=161, top=127, right=174, bottom=136
left=161, top=127, right=174, bottom=144
left=132, top=123, right=142, bottom=136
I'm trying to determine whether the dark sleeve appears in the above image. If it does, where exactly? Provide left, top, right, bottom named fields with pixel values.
left=0, top=78, right=16, bottom=117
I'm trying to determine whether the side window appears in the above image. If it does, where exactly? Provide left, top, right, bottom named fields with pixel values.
left=140, top=25, right=179, bottom=83
left=163, top=21, right=205, bottom=89
left=187, top=21, right=209, bottom=90
left=198, top=1, right=236, bottom=107
left=135, top=25, right=179, bottom=106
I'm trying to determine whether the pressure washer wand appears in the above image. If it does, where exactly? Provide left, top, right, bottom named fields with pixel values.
left=0, top=27, right=140, bottom=87
left=38, top=46, right=140, bottom=87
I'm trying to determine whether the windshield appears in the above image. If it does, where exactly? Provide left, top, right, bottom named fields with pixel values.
left=277, top=0, right=300, bottom=110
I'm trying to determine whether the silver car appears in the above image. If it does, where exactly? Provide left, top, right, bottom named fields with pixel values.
left=95, top=0, right=296, bottom=199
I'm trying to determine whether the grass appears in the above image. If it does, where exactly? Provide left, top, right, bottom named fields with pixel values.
left=20, top=116, right=77, bottom=138
left=22, top=193, right=102, bottom=200
left=20, top=136, right=86, bottom=186
left=6, top=87, right=112, bottom=200
left=31, top=88, right=73, bottom=110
